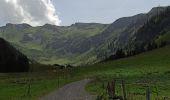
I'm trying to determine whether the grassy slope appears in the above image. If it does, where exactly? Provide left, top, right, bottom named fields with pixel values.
left=0, top=45, right=170, bottom=99
left=0, top=24, right=109, bottom=65
left=84, top=45, right=170, bottom=99
left=155, top=30, right=170, bottom=45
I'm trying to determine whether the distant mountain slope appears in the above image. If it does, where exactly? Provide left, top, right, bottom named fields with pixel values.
left=133, top=7, right=170, bottom=47
left=0, top=23, right=109, bottom=65
left=0, top=38, right=29, bottom=72
left=94, top=6, right=167, bottom=48
left=96, top=6, right=170, bottom=61
left=0, top=6, right=169, bottom=65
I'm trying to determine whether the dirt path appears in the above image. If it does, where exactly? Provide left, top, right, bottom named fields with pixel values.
left=39, top=79, right=95, bottom=100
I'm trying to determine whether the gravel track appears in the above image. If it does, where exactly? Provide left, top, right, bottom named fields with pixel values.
left=39, top=79, right=95, bottom=100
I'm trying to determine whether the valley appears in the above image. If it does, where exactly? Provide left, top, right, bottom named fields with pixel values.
left=0, top=6, right=170, bottom=66
left=0, top=6, right=170, bottom=100
left=0, top=43, right=170, bottom=99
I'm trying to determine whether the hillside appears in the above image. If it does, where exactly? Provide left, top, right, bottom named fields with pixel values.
left=0, top=6, right=169, bottom=65
left=0, top=42, right=170, bottom=99
left=0, top=23, right=109, bottom=65
left=0, top=38, right=29, bottom=72
left=96, top=6, right=170, bottom=61
left=85, top=45, right=170, bottom=99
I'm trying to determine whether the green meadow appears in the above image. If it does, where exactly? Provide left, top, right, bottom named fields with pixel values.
left=0, top=45, right=170, bottom=100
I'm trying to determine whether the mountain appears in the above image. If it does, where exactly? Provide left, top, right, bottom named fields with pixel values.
left=0, top=38, right=29, bottom=72
left=0, top=23, right=109, bottom=65
left=0, top=6, right=169, bottom=65
left=95, top=6, right=170, bottom=61
left=132, top=7, right=170, bottom=47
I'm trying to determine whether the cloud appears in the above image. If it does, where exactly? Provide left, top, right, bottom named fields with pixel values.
left=0, top=0, right=61, bottom=26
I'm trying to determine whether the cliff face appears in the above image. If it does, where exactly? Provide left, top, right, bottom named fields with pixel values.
left=0, top=38, right=29, bottom=72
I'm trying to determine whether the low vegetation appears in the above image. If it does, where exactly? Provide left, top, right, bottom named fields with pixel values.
left=0, top=45, right=170, bottom=100
left=85, top=45, right=170, bottom=99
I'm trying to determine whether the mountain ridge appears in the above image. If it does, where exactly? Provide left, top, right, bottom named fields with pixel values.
left=0, top=6, right=169, bottom=65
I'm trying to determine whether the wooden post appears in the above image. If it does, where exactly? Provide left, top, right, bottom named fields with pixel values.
left=121, top=80, right=127, bottom=100
left=126, top=84, right=130, bottom=99
left=111, top=80, right=116, bottom=98
left=27, top=78, right=31, bottom=98
left=155, top=86, right=159, bottom=100
left=107, top=82, right=110, bottom=95
left=94, top=76, right=97, bottom=85
left=107, top=82, right=112, bottom=98
left=57, top=76, right=60, bottom=88
left=27, top=81, right=31, bottom=96
left=102, top=81, right=105, bottom=89
left=146, top=87, right=151, bottom=100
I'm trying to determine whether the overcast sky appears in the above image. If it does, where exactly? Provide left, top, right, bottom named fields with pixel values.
left=53, top=0, right=170, bottom=26
left=0, top=0, right=170, bottom=26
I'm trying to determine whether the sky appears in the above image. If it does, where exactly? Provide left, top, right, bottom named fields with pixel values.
left=0, top=0, right=61, bottom=26
left=53, top=0, right=170, bottom=26
left=0, top=0, right=170, bottom=26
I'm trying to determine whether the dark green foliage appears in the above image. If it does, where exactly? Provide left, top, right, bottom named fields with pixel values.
left=104, top=49, right=125, bottom=61
left=0, top=38, right=29, bottom=72
left=145, top=42, right=158, bottom=51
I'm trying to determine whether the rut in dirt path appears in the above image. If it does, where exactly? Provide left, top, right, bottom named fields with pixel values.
left=39, top=79, right=95, bottom=100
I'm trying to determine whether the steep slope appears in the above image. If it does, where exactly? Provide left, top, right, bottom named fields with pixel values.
left=132, top=7, right=170, bottom=48
left=64, top=6, right=170, bottom=64
left=0, top=6, right=169, bottom=65
left=0, top=38, right=29, bottom=72
left=96, top=6, right=170, bottom=61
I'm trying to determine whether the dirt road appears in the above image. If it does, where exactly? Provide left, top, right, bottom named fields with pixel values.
left=40, top=79, right=95, bottom=100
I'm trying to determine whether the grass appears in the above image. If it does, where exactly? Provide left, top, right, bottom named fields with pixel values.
left=0, top=64, right=77, bottom=100
left=40, top=56, right=72, bottom=65
left=155, top=30, right=170, bottom=45
left=0, top=45, right=170, bottom=100
left=84, top=45, right=170, bottom=99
